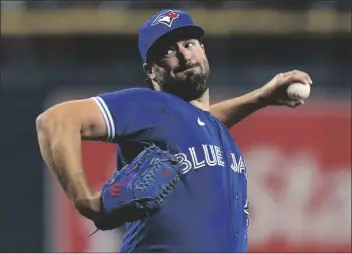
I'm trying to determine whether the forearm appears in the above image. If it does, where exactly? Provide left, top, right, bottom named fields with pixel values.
left=36, top=112, right=93, bottom=211
left=210, top=88, right=266, bottom=128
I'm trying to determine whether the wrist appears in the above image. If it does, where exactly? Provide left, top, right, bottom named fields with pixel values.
left=69, top=176, right=101, bottom=221
left=69, top=174, right=92, bottom=203
left=252, top=88, right=270, bottom=108
left=74, top=192, right=101, bottom=221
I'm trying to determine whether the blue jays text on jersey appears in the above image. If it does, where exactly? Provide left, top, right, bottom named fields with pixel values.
left=92, top=88, right=248, bottom=252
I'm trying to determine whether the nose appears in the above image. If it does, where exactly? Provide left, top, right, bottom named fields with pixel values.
left=178, top=47, right=192, bottom=64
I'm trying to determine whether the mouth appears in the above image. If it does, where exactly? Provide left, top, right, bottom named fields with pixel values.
left=176, top=65, right=199, bottom=74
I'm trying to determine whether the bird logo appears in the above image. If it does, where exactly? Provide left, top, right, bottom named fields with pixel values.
left=152, top=10, right=180, bottom=27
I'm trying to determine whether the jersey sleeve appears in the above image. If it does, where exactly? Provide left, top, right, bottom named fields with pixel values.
left=92, top=88, right=171, bottom=142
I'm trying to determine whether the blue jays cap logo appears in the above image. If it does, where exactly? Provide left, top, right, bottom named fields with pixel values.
left=152, top=10, right=180, bottom=27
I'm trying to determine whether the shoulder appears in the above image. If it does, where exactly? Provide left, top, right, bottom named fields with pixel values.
left=98, top=88, right=171, bottom=101
left=98, top=88, right=187, bottom=106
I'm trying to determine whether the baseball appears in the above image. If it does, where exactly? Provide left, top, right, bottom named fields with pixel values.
left=286, top=82, right=311, bottom=100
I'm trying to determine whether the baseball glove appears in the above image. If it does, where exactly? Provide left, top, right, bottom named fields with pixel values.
left=93, top=144, right=183, bottom=231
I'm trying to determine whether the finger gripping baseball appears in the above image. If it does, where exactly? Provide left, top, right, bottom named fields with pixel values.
left=94, top=144, right=183, bottom=231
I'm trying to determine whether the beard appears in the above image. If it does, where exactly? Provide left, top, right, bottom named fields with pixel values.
left=156, top=60, right=210, bottom=101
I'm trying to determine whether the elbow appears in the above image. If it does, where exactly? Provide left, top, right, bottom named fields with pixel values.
left=35, top=111, right=55, bottom=150
left=36, top=110, right=57, bottom=136
left=36, top=113, right=47, bottom=134
left=36, top=112, right=49, bottom=136
left=36, top=105, right=82, bottom=139
left=35, top=108, right=63, bottom=138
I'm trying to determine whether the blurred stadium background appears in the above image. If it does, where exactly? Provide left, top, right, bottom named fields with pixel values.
left=1, top=0, right=351, bottom=252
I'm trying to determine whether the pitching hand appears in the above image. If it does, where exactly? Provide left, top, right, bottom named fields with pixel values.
left=258, top=70, right=313, bottom=108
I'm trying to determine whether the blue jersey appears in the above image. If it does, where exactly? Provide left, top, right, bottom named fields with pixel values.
left=93, top=88, right=248, bottom=252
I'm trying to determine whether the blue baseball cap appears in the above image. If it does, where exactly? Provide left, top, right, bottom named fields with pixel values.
left=138, top=10, right=204, bottom=62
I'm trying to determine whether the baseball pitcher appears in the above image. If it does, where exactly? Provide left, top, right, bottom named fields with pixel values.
left=36, top=9, right=312, bottom=252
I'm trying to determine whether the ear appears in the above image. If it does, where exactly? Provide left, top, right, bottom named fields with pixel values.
left=143, top=63, right=155, bottom=80
left=201, top=43, right=205, bottom=53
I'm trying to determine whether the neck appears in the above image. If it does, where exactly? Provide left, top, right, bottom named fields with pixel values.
left=190, top=89, right=210, bottom=111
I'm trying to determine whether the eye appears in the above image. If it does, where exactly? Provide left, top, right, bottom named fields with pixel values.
left=185, top=42, right=195, bottom=48
left=166, top=48, right=174, bottom=55
left=163, top=47, right=175, bottom=57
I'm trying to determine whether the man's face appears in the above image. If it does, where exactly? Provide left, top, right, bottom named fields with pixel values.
left=146, top=29, right=210, bottom=101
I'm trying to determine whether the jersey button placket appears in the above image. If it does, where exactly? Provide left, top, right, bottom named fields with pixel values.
left=234, top=193, right=239, bottom=236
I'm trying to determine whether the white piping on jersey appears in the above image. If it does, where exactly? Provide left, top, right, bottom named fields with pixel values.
left=92, top=96, right=116, bottom=142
